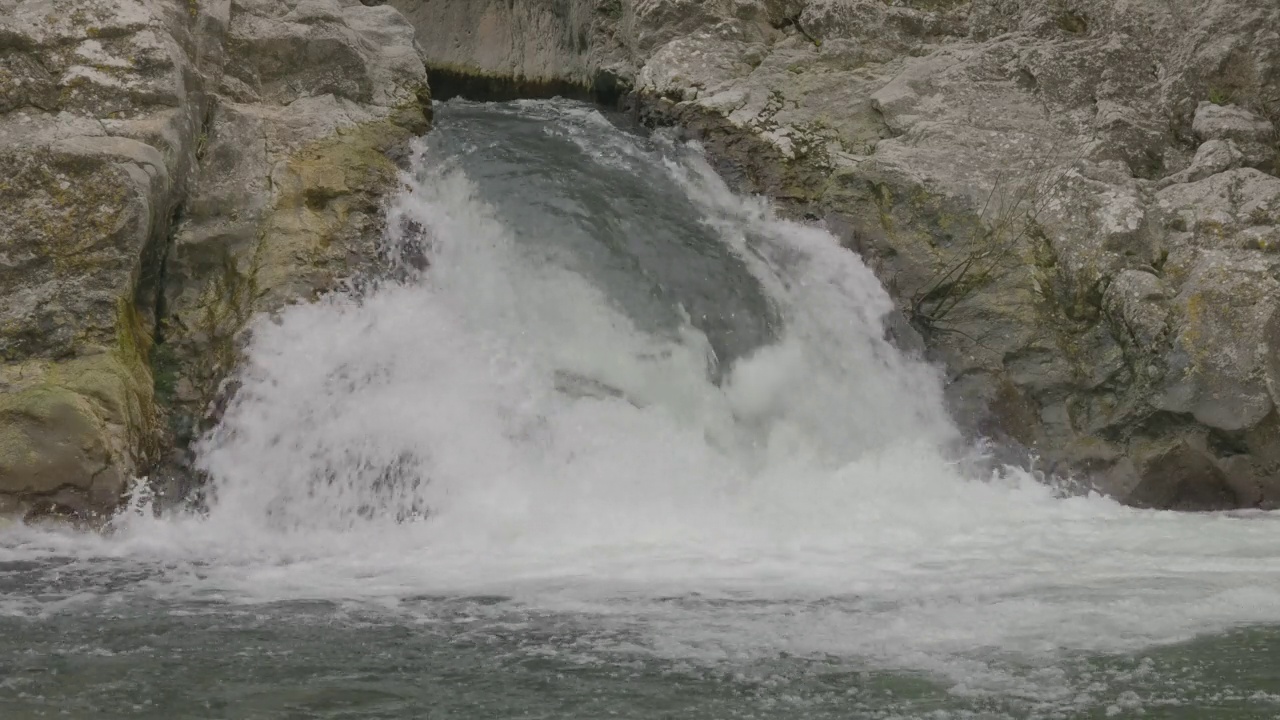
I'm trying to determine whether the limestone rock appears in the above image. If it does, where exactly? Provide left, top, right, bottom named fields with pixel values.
left=1103, top=269, right=1169, bottom=354
left=1192, top=101, right=1277, bottom=171
left=159, top=0, right=431, bottom=449
left=1153, top=170, right=1280, bottom=432
left=0, top=0, right=209, bottom=520
left=1161, top=139, right=1246, bottom=186
left=0, top=0, right=429, bottom=520
left=388, top=0, right=622, bottom=92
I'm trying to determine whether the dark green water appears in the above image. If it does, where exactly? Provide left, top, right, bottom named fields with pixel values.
left=4, top=595, right=1280, bottom=719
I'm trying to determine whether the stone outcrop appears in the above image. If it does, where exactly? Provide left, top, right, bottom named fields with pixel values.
left=396, top=0, right=1279, bottom=509
left=158, top=0, right=431, bottom=454
left=0, top=0, right=430, bottom=521
left=0, top=0, right=207, bottom=521
left=388, top=0, right=629, bottom=100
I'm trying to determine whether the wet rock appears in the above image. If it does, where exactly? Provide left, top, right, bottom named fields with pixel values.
left=0, top=0, right=430, bottom=519
left=0, top=0, right=207, bottom=519
left=160, top=0, right=431, bottom=452
left=1123, top=438, right=1242, bottom=512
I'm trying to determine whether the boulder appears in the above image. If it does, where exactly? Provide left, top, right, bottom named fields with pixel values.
left=1160, top=138, right=1249, bottom=187
left=0, top=0, right=208, bottom=521
left=159, top=0, right=431, bottom=449
left=1192, top=101, right=1277, bottom=172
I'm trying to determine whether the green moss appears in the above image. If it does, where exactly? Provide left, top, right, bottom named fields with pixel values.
left=869, top=181, right=895, bottom=231
left=1195, top=218, right=1228, bottom=239
left=1208, top=87, right=1235, bottom=106
left=0, top=383, right=97, bottom=492
left=0, top=349, right=146, bottom=502
left=1055, top=10, right=1088, bottom=34
left=253, top=120, right=403, bottom=297
left=0, top=382, right=85, bottom=423
left=597, top=0, right=623, bottom=20
left=113, top=298, right=157, bottom=438
left=150, top=342, right=179, bottom=405
left=388, top=79, right=433, bottom=134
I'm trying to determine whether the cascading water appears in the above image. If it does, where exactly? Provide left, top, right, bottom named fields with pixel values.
left=4, top=99, right=1280, bottom=719
left=198, top=99, right=966, bottom=539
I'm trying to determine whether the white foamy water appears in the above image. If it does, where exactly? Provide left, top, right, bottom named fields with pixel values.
left=5, top=100, right=1280, bottom=711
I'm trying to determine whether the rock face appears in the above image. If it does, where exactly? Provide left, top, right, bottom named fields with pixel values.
left=0, top=0, right=429, bottom=521
left=395, top=0, right=1280, bottom=509
left=158, top=0, right=431, bottom=454
left=388, top=0, right=629, bottom=101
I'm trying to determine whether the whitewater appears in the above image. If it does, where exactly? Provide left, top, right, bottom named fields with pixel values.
left=3, top=99, right=1280, bottom=719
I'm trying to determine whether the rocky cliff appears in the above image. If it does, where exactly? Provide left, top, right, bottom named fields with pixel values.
left=391, top=0, right=1279, bottom=509
left=0, top=0, right=430, bottom=522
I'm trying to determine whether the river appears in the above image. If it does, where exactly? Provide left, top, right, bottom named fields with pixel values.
left=3, top=99, right=1280, bottom=719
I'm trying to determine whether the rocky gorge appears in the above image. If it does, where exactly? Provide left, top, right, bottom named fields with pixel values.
left=1, top=0, right=1278, bottom=520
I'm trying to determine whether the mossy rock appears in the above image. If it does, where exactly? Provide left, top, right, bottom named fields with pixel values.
left=161, top=104, right=431, bottom=444
left=228, top=115, right=418, bottom=322
left=0, top=140, right=166, bottom=518
left=0, top=328, right=156, bottom=519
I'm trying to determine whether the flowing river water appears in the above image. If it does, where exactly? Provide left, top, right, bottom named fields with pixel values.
left=4, top=100, right=1280, bottom=719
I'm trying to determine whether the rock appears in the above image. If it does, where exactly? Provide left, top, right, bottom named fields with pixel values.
left=1153, top=170, right=1280, bottom=432
left=158, top=0, right=431, bottom=449
left=0, top=0, right=208, bottom=520
left=1192, top=101, right=1277, bottom=171
left=1122, top=438, right=1242, bottom=512
left=1160, top=139, right=1246, bottom=186
left=0, top=0, right=430, bottom=520
left=3, top=0, right=1272, bottom=513
left=390, top=0, right=1280, bottom=509
left=387, top=0, right=623, bottom=95
left=0, top=350, right=155, bottom=519
left=1103, top=269, right=1169, bottom=353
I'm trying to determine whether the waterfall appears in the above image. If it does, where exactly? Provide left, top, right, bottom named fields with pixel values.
left=7, top=101, right=1280, bottom=715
